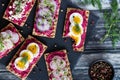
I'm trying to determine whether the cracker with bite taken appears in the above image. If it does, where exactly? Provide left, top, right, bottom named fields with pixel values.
left=63, top=8, right=89, bottom=52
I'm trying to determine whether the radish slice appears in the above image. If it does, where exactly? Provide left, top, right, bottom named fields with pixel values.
left=50, top=60, right=58, bottom=70
left=61, top=76, right=70, bottom=80
left=37, top=18, right=51, bottom=31
left=5, top=30, right=13, bottom=37
left=52, top=69, right=62, bottom=77
left=3, top=39, right=14, bottom=49
left=58, top=59, right=66, bottom=69
left=51, top=77, right=61, bottom=80
left=10, top=32, right=19, bottom=43
left=52, top=56, right=66, bottom=69
left=0, top=43, right=7, bottom=52
left=5, top=30, right=19, bottom=43
left=38, top=8, right=52, bottom=17
left=0, top=31, right=10, bottom=39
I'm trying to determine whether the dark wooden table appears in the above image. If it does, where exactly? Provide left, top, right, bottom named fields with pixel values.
left=0, top=0, right=120, bottom=80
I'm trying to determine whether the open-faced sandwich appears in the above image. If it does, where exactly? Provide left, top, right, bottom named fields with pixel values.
left=33, top=0, right=61, bottom=38
left=0, top=23, right=24, bottom=59
left=3, top=0, right=36, bottom=26
left=6, top=35, right=47, bottom=80
left=44, top=50, right=73, bottom=80
left=63, top=8, right=89, bottom=52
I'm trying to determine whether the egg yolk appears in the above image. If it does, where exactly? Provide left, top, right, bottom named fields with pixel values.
left=71, top=25, right=82, bottom=35
left=27, top=44, right=38, bottom=55
left=16, top=60, right=25, bottom=69
left=70, top=35, right=80, bottom=45
left=21, top=52, right=31, bottom=61
left=73, top=16, right=81, bottom=24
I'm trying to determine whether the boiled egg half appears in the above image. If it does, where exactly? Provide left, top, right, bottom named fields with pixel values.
left=20, top=50, right=34, bottom=63
left=69, top=24, right=83, bottom=46
left=69, top=12, right=84, bottom=46
left=69, top=12, right=83, bottom=24
left=27, top=42, right=40, bottom=57
left=14, top=57, right=29, bottom=71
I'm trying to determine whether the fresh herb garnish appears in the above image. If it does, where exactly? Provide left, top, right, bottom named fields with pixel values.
left=82, top=0, right=120, bottom=48
left=81, top=0, right=102, bottom=10
left=100, top=0, right=120, bottom=48
left=20, top=56, right=28, bottom=65
left=0, top=38, right=4, bottom=51
left=15, top=0, right=23, bottom=14
left=75, top=23, right=81, bottom=33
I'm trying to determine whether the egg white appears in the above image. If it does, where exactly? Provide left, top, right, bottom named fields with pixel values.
left=69, top=12, right=83, bottom=24
left=14, top=57, right=29, bottom=71
left=19, top=50, right=34, bottom=63
left=27, top=42, right=40, bottom=58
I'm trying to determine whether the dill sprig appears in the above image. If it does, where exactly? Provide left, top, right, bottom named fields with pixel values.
left=82, top=0, right=120, bottom=48
left=20, top=56, right=28, bottom=65
left=75, top=23, right=81, bottom=33
left=100, top=0, right=120, bottom=48
left=81, top=0, right=102, bottom=10
left=15, top=0, right=23, bottom=14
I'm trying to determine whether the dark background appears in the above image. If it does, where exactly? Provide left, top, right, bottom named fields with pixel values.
left=1, top=0, right=120, bottom=80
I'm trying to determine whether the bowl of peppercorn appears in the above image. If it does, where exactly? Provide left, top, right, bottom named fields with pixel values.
left=89, top=60, right=114, bottom=80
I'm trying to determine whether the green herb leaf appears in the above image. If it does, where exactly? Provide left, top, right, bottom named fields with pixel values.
left=82, top=0, right=120, bottom=48
left=91, top=0, right=95, bottom=7
left=20, top=56, right=28, bottom=65
left=75, top=23, right=80, bottom=32
left=0, top=38, right=4, bottom=51
left=81, top=0, right=102, bottom=10
left=15, top=0, right=23, bottom=14
left=96, top=0, right=102, bottom=10
left=111, top=0, right=118, bottom=15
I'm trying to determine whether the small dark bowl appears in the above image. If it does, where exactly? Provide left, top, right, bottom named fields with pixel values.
left=89, top=60, right=114, bottom=80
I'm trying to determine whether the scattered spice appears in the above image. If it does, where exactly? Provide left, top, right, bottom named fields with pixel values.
left=61, top=9, right=63, bottom=12
left=64, top=38, right=67, bottom=42
left=32, top=69, right=36, bottom=73
left=20, top=30, right=23, bottom=33
left=89, top=60, right=114, bottom=80
left=25, top=24, right=28, bottom=27
left=54, top=43, right=57, bottom=47
left=2, top=3, right=4, bottom=7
